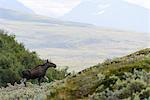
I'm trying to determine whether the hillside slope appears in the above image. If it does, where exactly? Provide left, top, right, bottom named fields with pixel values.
left=0, top=30, right=43, bottom=87
left=49, top=48, right=150, bottom=99
left=0, top=30, right=68, bottom=87
left=0, top=48, right=150, bottom=99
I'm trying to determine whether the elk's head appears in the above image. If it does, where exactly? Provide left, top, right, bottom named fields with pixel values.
left=45, top=59, right=56, bottom=68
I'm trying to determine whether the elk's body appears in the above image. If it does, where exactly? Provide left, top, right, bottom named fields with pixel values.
left=21, top=60, right=56, bottom=86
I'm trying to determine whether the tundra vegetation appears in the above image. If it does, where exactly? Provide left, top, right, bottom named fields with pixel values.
left=0, top=30, right=150, bottom=100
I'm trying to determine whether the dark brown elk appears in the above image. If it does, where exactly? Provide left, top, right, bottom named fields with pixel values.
left=21, top=60, right=56, bottom=86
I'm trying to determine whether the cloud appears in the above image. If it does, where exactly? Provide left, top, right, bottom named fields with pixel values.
left=124, top=0, right=150, bottom=9
left=17, top=0, right=82, bottom=18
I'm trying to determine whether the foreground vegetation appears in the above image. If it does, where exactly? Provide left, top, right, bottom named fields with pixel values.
left=0, top=69, right=149, bottom=100
left=0, top=48, right=149, bottom=100
left=0, top=30, right=149, bottom=99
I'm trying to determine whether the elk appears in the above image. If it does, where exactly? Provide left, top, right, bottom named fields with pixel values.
left=21, top=60, right=56, bottom=86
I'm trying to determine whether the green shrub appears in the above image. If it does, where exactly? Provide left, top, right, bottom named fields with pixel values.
left=0, top=30, right=68, bottom=87
left=91, top=70, right=150, bottom=100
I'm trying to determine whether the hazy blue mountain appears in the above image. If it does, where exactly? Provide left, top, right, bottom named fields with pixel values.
left=0, top=8, right=92, bottom=27
left=62, top=0, right=150, bottom=33
left=0, top=0, right=33, bottom=14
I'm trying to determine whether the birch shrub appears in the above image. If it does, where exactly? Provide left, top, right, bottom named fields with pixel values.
left=90, top=70, right=150, bottom=100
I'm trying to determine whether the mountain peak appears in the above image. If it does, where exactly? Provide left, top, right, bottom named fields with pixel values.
left=61, top=0, right=149, bottom=33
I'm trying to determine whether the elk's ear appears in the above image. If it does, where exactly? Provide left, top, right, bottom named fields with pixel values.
left=46, top=59, right=49, bottom=63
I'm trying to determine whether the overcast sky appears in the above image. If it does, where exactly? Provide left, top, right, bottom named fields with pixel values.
left=17, top=0, right=150, bottom=18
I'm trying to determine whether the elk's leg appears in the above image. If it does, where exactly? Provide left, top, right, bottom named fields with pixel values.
left=24, top=82, right=27, bottom=87
left=38, top=78, right=41, bottom=86
left=23, top=78, right=27, bottom=87
left=44, top=76, right=49, bottom=81
left=20, top=78, right=24, bottom=83
left=20, top=78, right=26, bottom=82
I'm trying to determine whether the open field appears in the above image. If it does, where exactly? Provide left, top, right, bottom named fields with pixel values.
left=0, top=19, right=149, bottom=71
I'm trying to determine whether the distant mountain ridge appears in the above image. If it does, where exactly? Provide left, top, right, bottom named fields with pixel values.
left=0, top=0, right=33, bottom=14
left=0, top=0, right=93, bottom=27
left=0, top=8, right=93, bottom=27
left=62, top=0, right=150, bottom=33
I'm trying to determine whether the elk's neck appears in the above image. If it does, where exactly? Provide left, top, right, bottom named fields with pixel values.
left=42, top=65, right=49, bottom=71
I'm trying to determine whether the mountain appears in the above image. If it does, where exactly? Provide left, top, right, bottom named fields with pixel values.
left=61, top=0, right=150, bottom=33
left=0, top=8, right=92, bottom=27
left=0, top=8, right=61, bottom=23
left=0, top=0, right=33, bottom=14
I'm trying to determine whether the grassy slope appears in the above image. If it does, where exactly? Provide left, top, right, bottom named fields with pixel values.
left=0, top=30, right=43, bottom=87
left=49, top=48, right=150, bottom=99
left=0, top=30, right=69, bottom=88
left=0, top=48, right=149, bottom=100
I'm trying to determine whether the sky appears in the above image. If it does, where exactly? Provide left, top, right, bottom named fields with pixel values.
left=17, top=0, right=150, bottom=18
